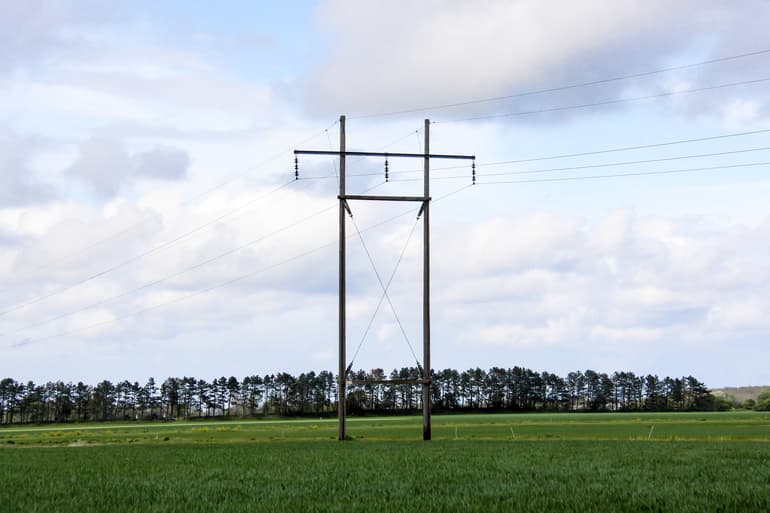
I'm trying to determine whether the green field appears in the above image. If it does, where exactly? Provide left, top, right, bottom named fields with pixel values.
left=2, top=412, right=769, bottom=512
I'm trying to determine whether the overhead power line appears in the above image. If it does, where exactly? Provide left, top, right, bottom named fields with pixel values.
left=385, top=145, right=770, bottom=182
left=470, top=128, right=770, bottom=168
left=9, top=184, right=474, bottom=349
left=351, top=47, right=770, bottom=119
left=440, top=76, right=770, bottom=123
left=1, top=126, right=427, bottom=321
left=1, top=180, right=390, bottom=336
left=17, top=121, right=337, bottom=277
left=334, top=127, right=770, bottom=179
left=0, top=201, right=337, bottom=338
left=475, top=160, right=770, bottom=185
left=0, top=179, right=302, bottom=318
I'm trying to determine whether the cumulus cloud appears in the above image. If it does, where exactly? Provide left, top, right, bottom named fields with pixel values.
left=65, top=138, right=190, bottom=198
left=435, top=210, right=770, bottom=351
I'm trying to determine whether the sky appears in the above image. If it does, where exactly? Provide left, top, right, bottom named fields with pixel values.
left=2, top=0, right=770, bottom=388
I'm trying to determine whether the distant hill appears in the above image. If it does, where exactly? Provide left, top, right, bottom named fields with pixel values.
left=712, top=386, right=770, bottom=404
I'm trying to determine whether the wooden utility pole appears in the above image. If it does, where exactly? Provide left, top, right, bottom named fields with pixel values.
left=295, top=115, right=474, bottom=441
left=338, top=115, right=347, bottom=441
left=422, top=119, right=431, bottom=440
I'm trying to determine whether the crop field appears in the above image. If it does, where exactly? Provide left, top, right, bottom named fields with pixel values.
left=1, top=411, right=769, bottom=513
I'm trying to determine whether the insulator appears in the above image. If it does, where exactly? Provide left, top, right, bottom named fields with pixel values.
left=385, top=158, right=389, bottom=182
left=294, top=156, right=299, bottom=180
left=472, top=161, right=476, bottom=185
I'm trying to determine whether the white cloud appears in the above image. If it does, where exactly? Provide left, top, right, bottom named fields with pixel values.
left=434, top=210, right=770, bottom=353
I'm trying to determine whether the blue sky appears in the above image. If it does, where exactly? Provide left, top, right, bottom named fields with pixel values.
left=1, top=0, right=769, bottom=388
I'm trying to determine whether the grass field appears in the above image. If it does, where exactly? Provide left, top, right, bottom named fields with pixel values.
left=2, top=411, right=770, bottom=445
left=2, top=412, right=769, bottom=512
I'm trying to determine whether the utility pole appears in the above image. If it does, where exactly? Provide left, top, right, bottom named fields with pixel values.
left=295, top=115, right=474, bottom=441
left=422, top=119, right=431, bottom=441
left=338, top=115, right=347, bottom=441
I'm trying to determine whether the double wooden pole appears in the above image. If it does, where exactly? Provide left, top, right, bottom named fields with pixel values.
left=295, top=115, right=473, bottom=441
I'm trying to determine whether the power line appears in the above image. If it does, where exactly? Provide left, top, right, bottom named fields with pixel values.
left=478, top=145, right=770, bottom=177
left=1, top=180, right=388, bottom=337
left=1, top=201, right=336, bottom=338
left=10, top=239, right=339, bottom=349
left=16, top=121, right=337, bottom=277
left=351, top=47, right=770, bottom=119
left=9, top=183, right=474, bottom=349
left=438, top=76, right=770, bottom=123
left=0, top=179, right=300, bottom=318
left=474, top=160, right=770, bottom=185
left=4, top=125, right=429, bottom=322
left=290, top=127, right=770, bottom=182
left=471, top=129, right=770, bottom=168
left=386, top=145, right=770, bottom=182
left=328, top=127, right=770, bottom=178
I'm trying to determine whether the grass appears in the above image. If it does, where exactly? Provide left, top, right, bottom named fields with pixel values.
left=1, top=410, right=769, bottom=445
left=1, top=412, right=769, bottom=512
left=1, top=441, right=769, bottom=512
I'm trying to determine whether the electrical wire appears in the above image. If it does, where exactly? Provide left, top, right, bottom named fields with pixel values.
left=1, top=181, right=387, bottom=337
left=339, top=127, right=770, bottom=178
left=474, top=160, right=770, bottom=185
left=469, top=129, right=770, bottom=169
left=0, top=179, right=300, bottom=318
left=8, top=183, right=474, bottom=349
left=0, top=203, right=336, bottom=338
left=439, top=76, right=770, bottom=123
left=350, top=47, right=770, bottom=119
left=21, top=122, right=338, bottom=275
left=8, top=122, right=415, bottom=316
left=384, top=145, right=770, bottom=182
left=297, top=125, right=425, bottom=180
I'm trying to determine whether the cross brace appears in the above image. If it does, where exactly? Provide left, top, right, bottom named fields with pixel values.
left=294, top=149, right=475, bottom=160
left=347, top=379, right=431, bottom=386
left=340, top=194, right=429, bottom=202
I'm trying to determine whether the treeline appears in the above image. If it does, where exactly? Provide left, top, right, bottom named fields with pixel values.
left=0, top=367, right=724, bottom=425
